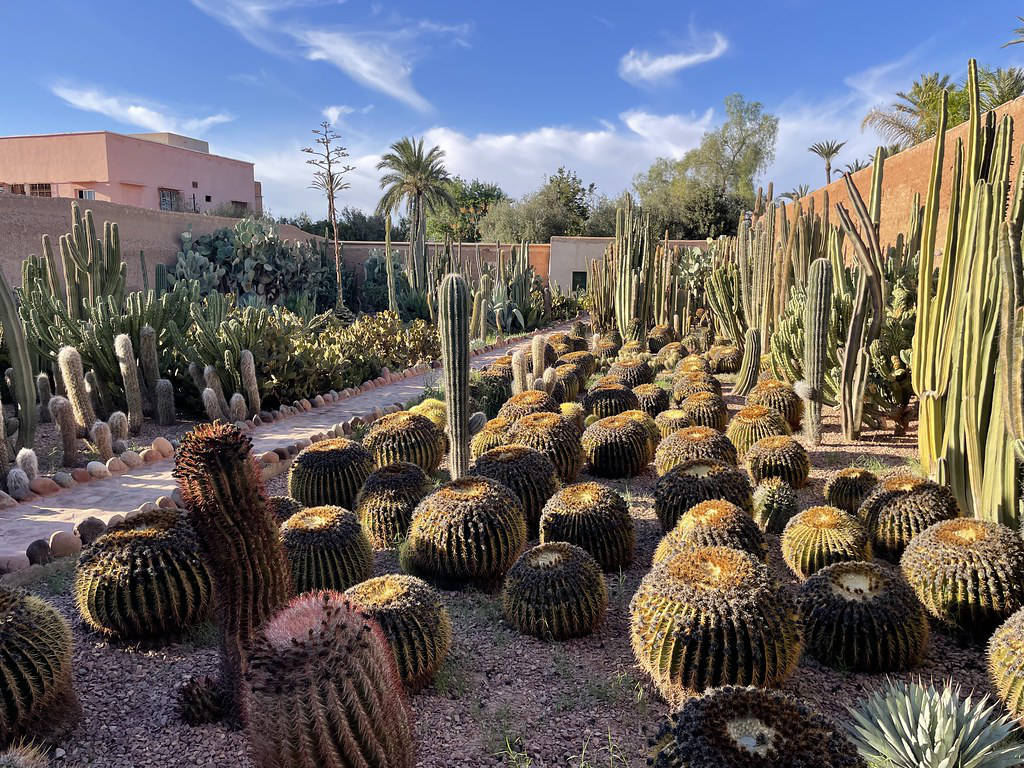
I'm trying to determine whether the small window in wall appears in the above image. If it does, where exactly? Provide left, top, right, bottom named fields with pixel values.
left=205, top=195, right=212, bottom=203
left=29, top=183, right=52, bottom=198
left=77, top=189, right=96, bottom=200
left=571, top=271, right=587, bottom=292
left=159, top=188, right=181, bottom=211
left=231, top=201, right=248, bottom=213
left=8, top=184, right=25, bottom=195
left=192, top=181, right=199, bottom=189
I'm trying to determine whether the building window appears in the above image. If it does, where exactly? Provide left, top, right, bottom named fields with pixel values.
left=205, top=195, right=212, bottom=203
left=29, top=183, right=52, bottom=198
left=159, top=188, right=181, bottom=211
left=8, top=184, right=25, bottom=195
left=571, top=271, right=587, bottom=292
left=192, top=181, right=199, bottom=189
left=77, top=189, right=96, bottom=200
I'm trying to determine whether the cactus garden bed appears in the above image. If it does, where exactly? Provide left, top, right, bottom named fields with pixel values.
left=2, top=379, right=996, bottom=768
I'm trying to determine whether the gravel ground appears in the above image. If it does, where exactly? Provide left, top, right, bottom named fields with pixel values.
left=4, top=373, right=995, bottom=768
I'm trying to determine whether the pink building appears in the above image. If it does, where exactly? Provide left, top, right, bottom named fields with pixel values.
left=0, top=130, right=262, bottom=215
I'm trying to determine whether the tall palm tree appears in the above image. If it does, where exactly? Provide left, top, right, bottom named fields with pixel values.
left=808, top=140, right=847, bottom=184
left=1003, top=16, right=1024, bottom=47
left=844, top=158, right=870, bottom=174
left=861, top=73, right=956, bottom=148
left=979, top=67, right=1024, bottom=110
left=376, top=137, right=455, bottom=292
left=779, top=184, right=810, bottom=202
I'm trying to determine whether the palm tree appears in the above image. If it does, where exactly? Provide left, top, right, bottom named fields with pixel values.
left=808, top=140, right=847, bottom=184
left=376, top=137, right=455, bottom=292
left=861, top=73, right=955, bottom=147
left=1003, top=16, right=1024, bottom=47
left=779, top=184, right=810, bottom=202
left=979, top=66, right=1024, bottom=110
left=844, top=158, right=870, bottom=174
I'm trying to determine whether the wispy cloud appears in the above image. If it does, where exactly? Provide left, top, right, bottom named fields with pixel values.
left=51, top=85, right=233, bottom=134
left=322, top=103, right=373, bottom=123
left=190, top=0, right=464, bottom=111
left=619, top=32, right=728, bottom=85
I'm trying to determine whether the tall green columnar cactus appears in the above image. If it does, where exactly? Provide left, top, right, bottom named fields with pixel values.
left=0, top=266, right=36, bottom=450
left=114, top=334, right=143, bottom=435
left=477, top=273, right=493, bottom=341
left=800, top=258, right=833, bottom=446
left=240, top=350, right=260, bottom=417
left=512, top=350, right=529, bottom=396
left=384, top=214, right=398, bottom=314
left=57, top=346, right=94, bottom=436
left=59, top=203, right=127, bottom=321
left=532, top=334, right=547, bottom=385
left=174, top=422, right=292, bottom=728
left=999, top=220, right=1024, bottom=523
left=733, top=328, right=761, bottom=397
left=439, top=273, right=471, bottom=479
left=138, top=324, right=159, bottom=409
left=611, top=197, right=656, bottom=339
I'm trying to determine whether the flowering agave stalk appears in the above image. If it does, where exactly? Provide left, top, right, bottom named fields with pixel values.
left=847, top=678, right=1024, bottom=768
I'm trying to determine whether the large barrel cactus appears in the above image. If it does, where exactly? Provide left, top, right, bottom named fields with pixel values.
left=288, top=437, right=374, bottom=509
left=630, top=546, right=802, bottom=701
left=671, top=371, right=721, bottom=405
left=676, top=354, right=712, bottom=375
left=470, top=416, right=511, bottom=459
left=438, top=273, right=471, bottom=478
left=496, top=390, right=559, bottom=422
left=648, top=686, right=863, bottom=768
left=346, top=574, right=452, bottom=692
left=75, top=508, right=212, bottom=641
left=280, top=506, right=373, bottom=594
left=0, top=586, right=78, bottom=746
left=246, top=591, right=415, bottom=768
left=608, top=358, right=654, bottom=387
left=823, top=467, right=878, bottom=515
left=581, top=414, right=652, bottom=478
left=989, top=607, right=1024, bottom=725
left=725, top=405, right=792, bottom=459
left=506, top=412, right=583, bottom=483
left=653, top=499, right=766, bottom=565
left=354, top=462, right=432, bottom=549
left=653, top=459, right=752, bottom=532
left=632, top=383, right=670, bottom=418
left=501, top=542, right=608, bottom=640
left=470, top=445, right=559, bottom=537
left=402, top=477, right=527, bottom=588
left=363, top=411, right=445, bottom=474
left=745, top=435, right=810, bottom=488
left=654, top=409, right=692, bottom=438
left=857, top=472, right=959, bottom=561
left=799, top=560, right=928, bottom=672
left=539, top=482, right=634, bottom=571
left=676, top=392, right=727, bottom=431
left=582, top=380, right=640, bottom=418
left=747, top=379, right=803, bottom=430
left=175, top=422, right=292, bottom=728
left=901, top=518, right=1024, bottom=639
left=781, top=505, right=871, bottom=580
left=654, top=426, right=737, bottom=476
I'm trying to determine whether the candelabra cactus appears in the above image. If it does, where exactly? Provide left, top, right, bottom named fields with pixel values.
left=57, top=346, right=94, bottom=436
left=439, top=273, right=471, bottom=479
left=799, top=258, right=832, bottom=445
left=174, top=422, right=292, bottom=728
left=245, top=591, right=415, bottom=768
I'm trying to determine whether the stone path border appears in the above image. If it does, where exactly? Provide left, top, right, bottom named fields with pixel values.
left=0, top=321, right=576, bottom=572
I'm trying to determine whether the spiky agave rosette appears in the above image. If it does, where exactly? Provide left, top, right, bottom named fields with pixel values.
left=630, top=547, right=803, bottom=702
left=648, top=686, right=864, bottom=768
left=539, top=482, right=634, bottom=571
left=501, top=542, right=608, bottom=640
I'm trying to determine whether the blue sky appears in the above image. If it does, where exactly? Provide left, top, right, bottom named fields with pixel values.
left=3, top=1, right=1024, bottom=217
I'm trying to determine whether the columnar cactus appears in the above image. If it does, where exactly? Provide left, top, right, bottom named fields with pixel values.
left=245, top=591, right=415, bottom=768
left=0, top=586, right=78, bottom=745
left=800, top=258, right=833, bottom=445
left=15, top=448, right=37, bottom=481
left=239, top=350, right=260, bottom=418
left=531, top=334, right=548, bottom=385
left=438, top=273, right=471, bottom=479
left=228, top=393, right=247, bottom=423
left=89, top=420, right=113, bottom=462
left=57, top=346, right=94, bottom=435
left=511, top=350, right=529, bottom=396
left=107, top=410, right=128, bottom=442
left=139, top=324, right=159, bottom=408
left=732, top=328, right=761, bottom=396
left=49, top=395, right=78, bottom=466
left=174, top=422, right=293, bottom=728
left=35, top=373, right=51, bottom=424
left=113, top=334, right=143, bottom=434
left=202, top=388, right=226, bottom=422
left=156, top=379, right=176, bottom=426
left=203, top=365, right=230, bottom=420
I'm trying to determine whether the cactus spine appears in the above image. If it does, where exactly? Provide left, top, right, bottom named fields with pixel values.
left=733, top=328, right=761, bottom=397
left=439, top=273, right=471, bottom=479
left=174, top=422, right=292, bottom=728
left=801, top=258, right=833, bottom=445
left=240, top=350, right=260, bottom=417
left=57, top=346, right=94, bottom=436
left=114, top=334, right=143, bottom=434
left=156, top=379, right=176, bottom=426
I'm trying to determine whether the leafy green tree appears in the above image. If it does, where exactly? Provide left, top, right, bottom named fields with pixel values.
left=583, top=194, right=624, bottom=236
left=426, top=176, right=507, bottom=242
left=279, top=208, right=409, bottom=241
left=677, top=183, right=745, bottom=239
left=477, top=167, right=596, bottom=242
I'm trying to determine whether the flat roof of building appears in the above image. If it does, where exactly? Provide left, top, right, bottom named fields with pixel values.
left=0, top=130, right=252, bottom=168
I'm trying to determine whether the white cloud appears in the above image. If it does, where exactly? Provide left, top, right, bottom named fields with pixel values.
left=298, top=28, right=431, bottom=112
left=190, top=0, right=458, bottom=111
left=619, top=32, right=728, bottom=85
left=52, top=85, right=232, bottom=135
left=322, top=105, right=354, bottom=123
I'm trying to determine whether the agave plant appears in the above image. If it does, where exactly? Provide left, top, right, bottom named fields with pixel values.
left=847, top=679, right=1024, bottom=768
